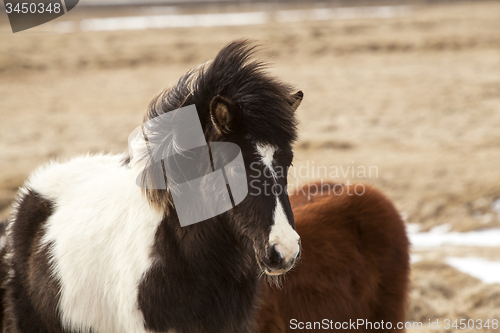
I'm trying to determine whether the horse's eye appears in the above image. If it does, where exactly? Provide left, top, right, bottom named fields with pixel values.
left=231, top=164, right=245, bottom=175
left=275, top=150, right=293, bottom=167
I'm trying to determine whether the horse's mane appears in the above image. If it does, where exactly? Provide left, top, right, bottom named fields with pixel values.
left=145, top=39, right=298, bottom=147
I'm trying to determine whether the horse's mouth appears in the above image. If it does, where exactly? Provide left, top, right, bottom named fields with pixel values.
left=254, top=246, right=297, bottom=277
left=256, top=257, right=288, bottom=276
left=262, top=262, right=295, bottom=276
left=264, top=268, right=287, bottom=276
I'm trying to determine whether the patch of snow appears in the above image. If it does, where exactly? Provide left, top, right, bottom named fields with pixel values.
left=446, top=257, right=500, bottom=284
left=275, top=6, right=412, bottom=23
left=410, top=228, right=500, bottom=248
left=80, top=12, right=269, bottom=32
left=54, top=5, right=414, bottom=33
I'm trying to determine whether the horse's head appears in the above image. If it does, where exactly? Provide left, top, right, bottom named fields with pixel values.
left=137, top=40, right=303, bottom=276
left=207, top=89, right=303, bottom=276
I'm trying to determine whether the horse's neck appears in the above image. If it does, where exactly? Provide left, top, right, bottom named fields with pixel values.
left=138, top=214, right=260, bottom=332
left=159, top=214, right=257, bottom=275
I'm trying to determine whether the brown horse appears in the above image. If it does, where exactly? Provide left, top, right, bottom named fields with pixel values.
left=256, top=181, right=410, bottom=332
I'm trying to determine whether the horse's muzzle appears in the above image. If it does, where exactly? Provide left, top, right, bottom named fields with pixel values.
left=263, top=243, right=301, bottom=276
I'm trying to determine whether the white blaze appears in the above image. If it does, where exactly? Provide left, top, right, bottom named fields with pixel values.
left=255, top=143, right=300, bottom=262
left=269, top=197, right=300, bottom=262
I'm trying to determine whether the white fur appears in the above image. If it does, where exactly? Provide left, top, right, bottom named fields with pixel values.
left=28, top=153, right=164, bottom=333
left=268, top=197, right=300, bottom=262
left=256, top=143, right=277, bottom=180
left=256, top=143, right=300, bottom=262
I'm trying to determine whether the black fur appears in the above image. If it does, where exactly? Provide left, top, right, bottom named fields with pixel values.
left=2, top=190, right=64, bottom=333
left=138, top=217, right=259, bottom=332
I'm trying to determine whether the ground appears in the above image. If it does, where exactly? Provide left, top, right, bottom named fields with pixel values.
left=1, top=1, right=499, bottom=331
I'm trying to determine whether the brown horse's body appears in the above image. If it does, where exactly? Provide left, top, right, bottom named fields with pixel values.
left=257, top=182, right=410, bottom=332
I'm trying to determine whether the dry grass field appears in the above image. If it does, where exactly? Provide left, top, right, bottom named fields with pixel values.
left=1, top=1, right=499, bottom=331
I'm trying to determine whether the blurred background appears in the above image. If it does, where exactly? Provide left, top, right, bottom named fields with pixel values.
left=1, top=0, right=500, bottom=331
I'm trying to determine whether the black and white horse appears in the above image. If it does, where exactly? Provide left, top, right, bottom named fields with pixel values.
left=1, top=40, right=304, bottom=333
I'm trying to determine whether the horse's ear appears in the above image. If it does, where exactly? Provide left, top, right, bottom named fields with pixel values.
left=290, top=91, right=303, bottom=112
left=210, top=95, right=239, bottom=134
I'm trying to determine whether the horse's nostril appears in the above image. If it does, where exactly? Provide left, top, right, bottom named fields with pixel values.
left=268, top=244, right=284, bottom=266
